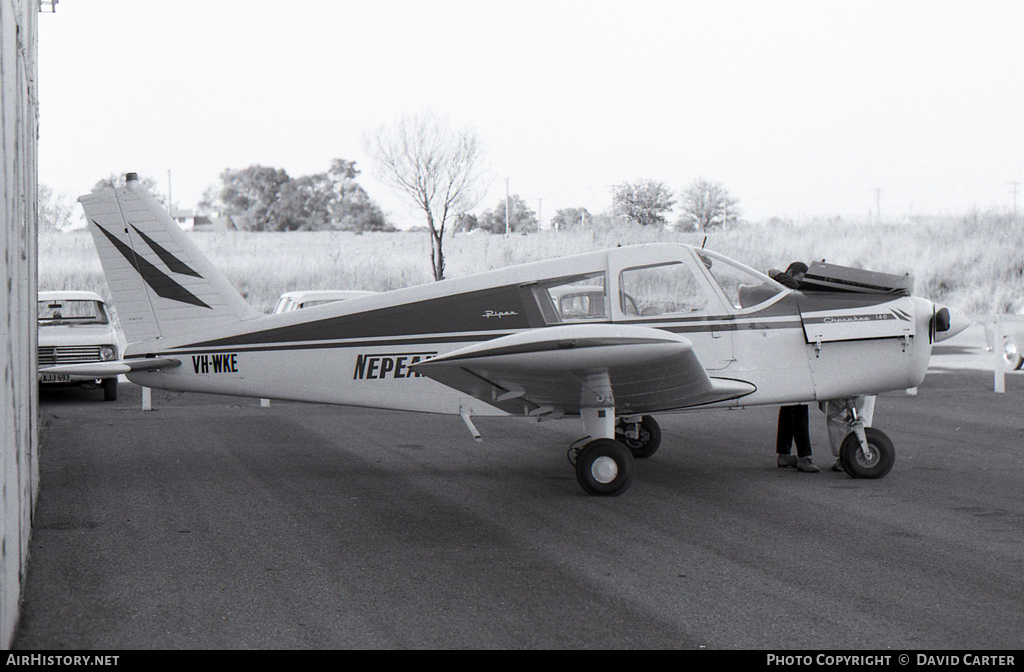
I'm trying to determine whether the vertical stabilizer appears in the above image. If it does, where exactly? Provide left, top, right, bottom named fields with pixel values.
left=79, top=174, right=259, bottom=344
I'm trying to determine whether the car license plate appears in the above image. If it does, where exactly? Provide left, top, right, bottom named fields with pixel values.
left=40, top=373, right=71, bottom=383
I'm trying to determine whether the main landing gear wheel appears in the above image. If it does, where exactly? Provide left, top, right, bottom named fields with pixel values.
left=839, top=427, right=895, bottom=479
left=616, top=415, right=662, bottom=459
left=574, top=439, right=634, bottom=497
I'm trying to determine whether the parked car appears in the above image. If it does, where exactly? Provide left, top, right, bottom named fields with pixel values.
left=272, top=290, right=377, bottom=314
left=37, top=290, right=122, bottom=400
left=985, top=308, right=1024, bottom=371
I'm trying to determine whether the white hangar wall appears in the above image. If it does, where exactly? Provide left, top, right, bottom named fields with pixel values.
left=0, top=0, right=38, bottom=650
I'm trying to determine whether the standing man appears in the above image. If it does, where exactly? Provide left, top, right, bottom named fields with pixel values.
left=770, top=262, right=820, bottom=473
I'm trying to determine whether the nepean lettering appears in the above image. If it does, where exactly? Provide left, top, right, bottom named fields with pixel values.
left=353, top=352, right=436, bottom=380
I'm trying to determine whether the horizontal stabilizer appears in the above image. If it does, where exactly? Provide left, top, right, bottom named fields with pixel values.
left=39, top=357, right=181, bottom=378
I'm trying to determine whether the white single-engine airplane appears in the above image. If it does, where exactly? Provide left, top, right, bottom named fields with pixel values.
left=54, top=174, right=969, bottom=496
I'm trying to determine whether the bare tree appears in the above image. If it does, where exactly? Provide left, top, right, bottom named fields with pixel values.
left=677, top=178, right=739, bottom=231
left=364, top=111, right=485, bottom=280
left=38, top=184, right=76, bottom=231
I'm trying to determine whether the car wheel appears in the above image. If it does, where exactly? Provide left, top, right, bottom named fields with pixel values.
left=1003, top=335, right=1023, bottom=371
left=102, top=378, right=118, bottom=402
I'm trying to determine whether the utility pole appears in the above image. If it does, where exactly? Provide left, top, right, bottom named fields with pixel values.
left=1009, top=181, right=1020, bottom=218
left=609, top=185, right=617, bottom=227
left=167, top=169, right=173, bottom=216
left=537, top=198, right=543, bottom=230
left=505, top=178, right=510, bottom=237
left=873, top=188, right=882, bottom=224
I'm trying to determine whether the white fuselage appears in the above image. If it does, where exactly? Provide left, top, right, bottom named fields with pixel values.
left=125, top=244, right=935, bottom=418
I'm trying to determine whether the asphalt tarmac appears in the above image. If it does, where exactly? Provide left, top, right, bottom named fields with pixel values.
left=13, top=327, right=1024, bottom=649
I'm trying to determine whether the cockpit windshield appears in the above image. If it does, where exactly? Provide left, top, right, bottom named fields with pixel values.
left=695, top=249, right=787, bottom=310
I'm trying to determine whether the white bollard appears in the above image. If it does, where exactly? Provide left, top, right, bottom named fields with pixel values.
left=142, top=386, right=152, bottom=411
left=994, top=315, right=1005, bottom=394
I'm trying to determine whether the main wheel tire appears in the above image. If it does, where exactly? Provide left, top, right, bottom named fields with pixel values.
left=575, top=438, right=634, bottom=496
left=839, top=427, right=895, bottom=479
left=616, top=415, right=662, bottom=459
left=1003, top=335, right=1023, bottom=371
left=102, top=377, right=118, bottom=402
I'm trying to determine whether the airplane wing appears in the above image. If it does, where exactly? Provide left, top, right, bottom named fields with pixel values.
left=38, top=357, right=181, bottom=378
left=411, top=324, right=755, bottom=417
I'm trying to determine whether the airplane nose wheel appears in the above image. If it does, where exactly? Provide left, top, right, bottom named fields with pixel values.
left=839, top=427, right=895, bottom=479
left=573, top=438, right=634, bottom=496
left=616, top=415, right=662, bottom=458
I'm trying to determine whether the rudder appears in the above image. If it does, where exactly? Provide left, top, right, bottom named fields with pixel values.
left=79, top=174, right=259, bottom=345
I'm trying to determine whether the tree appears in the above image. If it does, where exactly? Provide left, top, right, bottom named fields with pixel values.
left=364, top=111, right=485, bottom=280
left=477, top=194, right=537, bottom=234
left=326, top=159, right=390, bottom=232
left=451, top=212, right=479, bottom=235
left=212, top=160, right=390, bottom=231
left=218, top=165, right=291, bottom=231
left=38, top=184, right=76, bottom=231
left=266, top=173, right=333, bottom=231
left=550, top=207, right=591, bottom=231
left=677, top=178, right=739, bottom=231
left=613, top=180, right=675, bottom=227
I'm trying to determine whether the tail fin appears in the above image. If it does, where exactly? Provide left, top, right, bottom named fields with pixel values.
left=79, top=174, right=259, bottom=345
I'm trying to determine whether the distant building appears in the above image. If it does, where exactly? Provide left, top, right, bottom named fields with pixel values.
left=170, top=207, right=194, bottom=229
left=191, top=214, right=239, bottom=232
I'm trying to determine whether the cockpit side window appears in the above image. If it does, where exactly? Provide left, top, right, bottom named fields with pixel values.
left=531, top=272, right=608, bottom=324
left=619, top=262, right=709, bottom=318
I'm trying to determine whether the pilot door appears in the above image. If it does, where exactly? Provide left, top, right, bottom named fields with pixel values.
left=611, top=250, right=735, bottom=371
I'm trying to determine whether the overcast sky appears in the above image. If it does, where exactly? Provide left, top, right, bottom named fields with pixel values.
left=38, top=0, right=1024, bottom=228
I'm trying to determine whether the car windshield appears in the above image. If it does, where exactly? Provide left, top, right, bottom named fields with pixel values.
left=38, top=299, right=108, bottom=325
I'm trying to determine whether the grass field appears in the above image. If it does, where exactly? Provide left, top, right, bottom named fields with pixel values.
left=39, top=213, right=1023, bottom=315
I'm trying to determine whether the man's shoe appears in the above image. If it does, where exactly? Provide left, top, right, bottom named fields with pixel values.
left=797, top=457, right=821, bottom=473
left=777, top=455, right=798, bottom=468
left=831, top=459, right=845, bottom=473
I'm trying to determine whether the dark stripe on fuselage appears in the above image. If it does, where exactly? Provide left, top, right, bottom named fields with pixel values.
left=162, top=317, right=807, bottom=358
left=167, top=287, right=893, bottom=357
left=179, top=285, right=809, bottom=352
left=182, top=282, right=541, bottom=350
left=795, top=291, right=904, bottom=313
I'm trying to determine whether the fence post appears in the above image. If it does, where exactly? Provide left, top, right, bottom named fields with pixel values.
left=994, top=315, right=1005, bottom=394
